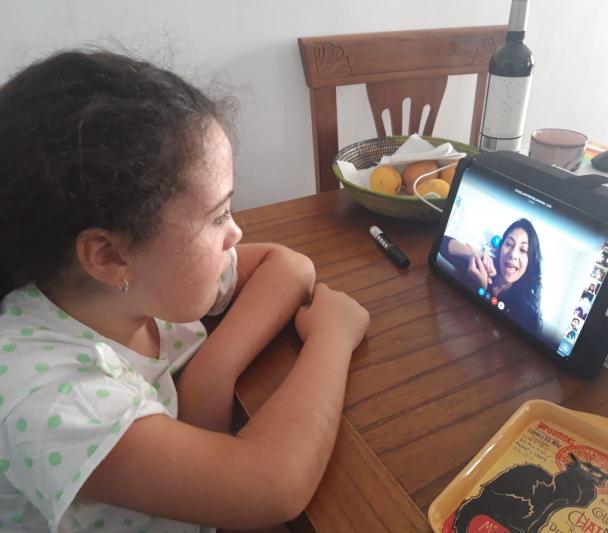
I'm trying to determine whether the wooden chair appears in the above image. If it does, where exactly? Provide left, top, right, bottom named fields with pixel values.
left=298, top=25, right=507, bottom=192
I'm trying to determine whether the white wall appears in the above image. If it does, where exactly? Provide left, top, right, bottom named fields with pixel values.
left=1, top=0, right=607, bottom=211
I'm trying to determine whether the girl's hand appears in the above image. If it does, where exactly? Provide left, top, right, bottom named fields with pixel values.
left=295, top=283, right=369, bottom=351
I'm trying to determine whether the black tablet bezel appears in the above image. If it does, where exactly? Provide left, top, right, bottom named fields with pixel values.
left=428, top=155, right=608, bottom=379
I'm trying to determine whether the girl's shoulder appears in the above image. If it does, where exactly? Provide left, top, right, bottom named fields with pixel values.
left=0, top=290, right=173, bottom=529
left=0, top=284, right=109, bottom=369
left=0, top=285, right=147, bottom=419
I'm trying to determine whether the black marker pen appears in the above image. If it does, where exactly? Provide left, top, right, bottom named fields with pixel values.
left=369, top=226, right=410, bottom=268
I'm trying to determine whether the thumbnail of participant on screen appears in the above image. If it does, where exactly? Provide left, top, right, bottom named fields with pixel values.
left=592, top=266, right=606, bottom=282
left=575, top=294, right=593, bottom=319
left=597, top=251, right=608, bottom=268
left=583, top=282, right=599, bottom=300
left=566, top=329, right=578, bottom=341
left=439, top=218, right=543, bottom=333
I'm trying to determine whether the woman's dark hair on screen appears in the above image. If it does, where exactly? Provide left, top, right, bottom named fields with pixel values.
left=500, top=218, right=543, bottom=332
left=0, top=50, right=225, bottom=298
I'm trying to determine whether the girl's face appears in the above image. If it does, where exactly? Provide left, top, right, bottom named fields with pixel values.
left=499, top=227, right=529, bottom=284
left=129, top=120, right=242, bottom=323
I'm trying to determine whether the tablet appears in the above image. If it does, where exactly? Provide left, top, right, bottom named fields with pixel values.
left=428, top=151, right=608, bottom=378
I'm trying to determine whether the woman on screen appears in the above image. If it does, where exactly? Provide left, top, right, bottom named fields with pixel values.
left=439, top=218, right=543, bottom=333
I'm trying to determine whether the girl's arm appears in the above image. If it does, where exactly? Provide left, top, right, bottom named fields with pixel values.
left=79, top=283, right=370, bottom=529
left=176, top=243, right=315, bottom=432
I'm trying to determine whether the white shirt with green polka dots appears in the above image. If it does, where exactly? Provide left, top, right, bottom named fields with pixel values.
left=0, top=248, right=238, bottom=532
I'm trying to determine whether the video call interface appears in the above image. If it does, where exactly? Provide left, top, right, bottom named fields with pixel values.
left=436, top=166, right=608, bottom=357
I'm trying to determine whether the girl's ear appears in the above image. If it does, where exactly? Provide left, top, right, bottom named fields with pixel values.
left=75, top=229, right=132, bottom=288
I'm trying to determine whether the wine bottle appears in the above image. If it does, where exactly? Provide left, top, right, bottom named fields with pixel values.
left=479, top=0, right=534, bottom=152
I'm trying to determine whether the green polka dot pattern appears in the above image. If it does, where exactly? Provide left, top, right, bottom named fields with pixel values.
left=76, top=353, right=90, bottom=364
left=58, top=382, right=73, bottom=394
left=26, top=286, right=41, bottom=297
left=47, top=415, right=61, bottom=428
left=48, top=452, right=62, bottom=466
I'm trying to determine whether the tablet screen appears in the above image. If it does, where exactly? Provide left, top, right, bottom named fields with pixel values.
left=435, top=164, right=608, bottom=358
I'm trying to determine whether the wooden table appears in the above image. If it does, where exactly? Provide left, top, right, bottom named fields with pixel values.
left=232, top=189, right=608, bottom=533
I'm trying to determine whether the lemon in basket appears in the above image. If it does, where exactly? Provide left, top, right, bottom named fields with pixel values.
left=369, top=165, right=402, bottom=195
left=416, top=178, right=450, bottom=199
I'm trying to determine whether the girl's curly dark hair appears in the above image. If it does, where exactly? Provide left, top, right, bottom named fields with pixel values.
left=0, top=50, right=223, bottom=298
left=499, top=218, right=543, bottom=333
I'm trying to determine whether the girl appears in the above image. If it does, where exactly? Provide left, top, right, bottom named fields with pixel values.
left=0, top=51, right=369, bottom=532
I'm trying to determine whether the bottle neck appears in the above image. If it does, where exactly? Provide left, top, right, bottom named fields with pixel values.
left=506, top=31, right=526, bottom=42
left=507, top=0, right=529, bottom=33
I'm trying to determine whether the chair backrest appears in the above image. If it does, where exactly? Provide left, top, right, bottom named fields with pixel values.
left=298, top=25, right=507, bottom=193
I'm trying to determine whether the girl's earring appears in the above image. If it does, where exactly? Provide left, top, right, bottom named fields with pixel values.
left=119, top=279, right=130, bottom=294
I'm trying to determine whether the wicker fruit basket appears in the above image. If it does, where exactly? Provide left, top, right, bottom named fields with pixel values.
left=332, top=135, right=480, bottom=221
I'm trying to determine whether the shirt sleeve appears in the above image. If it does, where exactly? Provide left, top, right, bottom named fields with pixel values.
left=0, top=343, right=169, bottom=530
left=207, top=246, right=238, bottom=316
